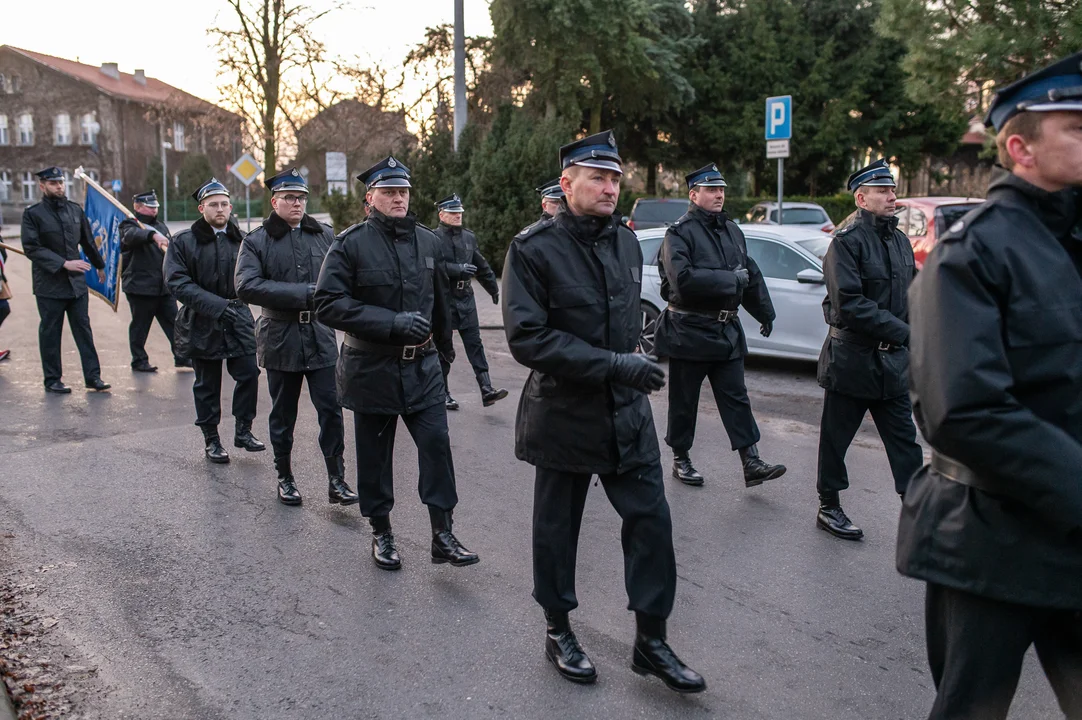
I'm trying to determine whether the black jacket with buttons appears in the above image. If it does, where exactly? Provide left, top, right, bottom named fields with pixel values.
left=314, top=210, right=453, bottom=415
left=817, top=209, right=916, bottom=400
left=654, top=206, right=775, bottom=361
left=164, top=217, right=256, bottom=360
left=502, top=206, right=659, bottom=475
left=236, top=212, right=338, bottom=373
left=898, top=169, right=1082, bottom=609
left=119, top=212, right=171, bottom=296
left=20, top=197, right=105, bottom=299
left=434, top=222, right=499, bottom=329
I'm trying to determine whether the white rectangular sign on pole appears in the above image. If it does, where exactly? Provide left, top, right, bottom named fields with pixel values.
left=766, top=139, right=791, bottom=159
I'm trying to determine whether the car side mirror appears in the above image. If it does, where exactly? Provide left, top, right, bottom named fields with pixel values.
left=797, top=269, right=825, bottom=285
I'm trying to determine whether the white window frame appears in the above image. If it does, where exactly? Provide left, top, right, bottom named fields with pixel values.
left=80, top=113, right=99, bottom=145
left=0, top=115, right=8, bottom=146
left=0, top=171, right=12, bottom=202
left=21, top=171, right=35, bottom=202
left=173, top=121, right=186, bottom=152
left=63, top=169, right=74, bottom=197
left=16, top=113, right=33, bottom=146
left=54, top=113, right=72, bottom=146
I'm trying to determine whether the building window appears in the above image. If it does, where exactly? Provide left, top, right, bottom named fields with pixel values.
left=16, top=113, right=33, bottom=146
left=87, top=169, right=100, bottom=183
left=173, top=121, right=186, bottom=152
left=63, top=169, right=74, bottom=197
left=54, top=113, right=72, bottom=146
left=79, top=113, right=99, bottom=145
left=0, top=171, right=11, bottom=202
left=0, top=115, right=8, bottom=146
left=21, top=171, right=35, bottom=202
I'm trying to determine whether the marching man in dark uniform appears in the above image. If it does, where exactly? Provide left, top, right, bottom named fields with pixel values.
left=433, top=193, right=507, bottom=411
left=315, top=157, right=478, bottom=572
left=900, top=53, right=1082, bottom=718
left=236, top=168, right=358, bottom=508
left=503, top=130, right=705, bottom=693
left=20, top=166, right=110, bottom=394
left=119, top=189, right=185, bottom=372
left=165, top=179, right=264, bottom=463
left=815, top=159, right=923, bottom=540
left=654, top=163, right=784, bottom=488
left=536, top=178, right=564, bottom=220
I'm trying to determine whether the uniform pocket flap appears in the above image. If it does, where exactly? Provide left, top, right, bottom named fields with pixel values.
left=550, top=285, right=603, bottom=308
left=1007, top=306, right=1082, bottom=347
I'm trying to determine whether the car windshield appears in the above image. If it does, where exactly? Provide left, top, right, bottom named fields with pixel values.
left=638, top=236, right=664, bottom=266
left=770, top=207, right=829, bottom=224
left=633, top=201, right=688, bottom=224
left=935, top=203, right=983, bottom=235
left=795, top=235, right=831, bottom=260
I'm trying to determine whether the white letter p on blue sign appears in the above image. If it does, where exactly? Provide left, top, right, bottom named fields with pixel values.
left=765, top=96, right=792, bottom=141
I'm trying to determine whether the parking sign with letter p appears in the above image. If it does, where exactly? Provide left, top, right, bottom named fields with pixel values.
left=765, top=96, right=792, bottom=140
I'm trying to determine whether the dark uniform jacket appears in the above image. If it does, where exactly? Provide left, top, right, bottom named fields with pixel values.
left=434, top=222, right=499, bottom=330
left=898, top=169, right=1082, bottom=610
left=817, top=209, right=915, bottom=400
left=502, top=208, right=659, bottom=475
left=314, top=210, right=453, bottom=416
left=654, top=207, right=775, bottom=361
left=164, top=217, right=256, bottom=361
left=235, top=212, right=338, bottom=373
left=119, top=212, right=170, bottom=296
left=20, top=197, right=105, bottom=299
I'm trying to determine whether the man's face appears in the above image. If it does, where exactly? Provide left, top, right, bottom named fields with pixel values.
left=40, top=179, right=66, bottom=199
left=367, top=187, right=410, bottom=217
left=134, top=202, right=158, bottom=219
left=690, top=185, right=725, bottom=213
left=541, top=197, right=561, bottom=216
left=439, top=210, right=463, bottom=227
left=561, top=166, right=621, bottom=217
left=199, top=195, right=232, bottom=229
left=270, top=191, right=307, bottom=225
left=1016, top=111, right=1082, bottom=190
left=856, top=185, right=897, bottom=217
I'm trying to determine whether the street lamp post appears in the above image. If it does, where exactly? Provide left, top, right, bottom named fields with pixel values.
left=161, top=141, right=172, bottom=222
left=453, top=0, right=466, bottom=151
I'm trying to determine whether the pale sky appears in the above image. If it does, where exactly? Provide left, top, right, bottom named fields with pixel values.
left=0, top=0, right=493, bottom=105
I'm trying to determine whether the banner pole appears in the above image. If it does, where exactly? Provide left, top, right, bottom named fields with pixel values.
left=0, top=241, right=26, bottom=256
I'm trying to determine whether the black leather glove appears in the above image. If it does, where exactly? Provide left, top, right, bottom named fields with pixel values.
left=760, top=321, right=773, bottom=337
left=491, top=292, right=499, bottom=305
left=391, top=312, right=431, bottom=344
left=440, top=345, right=456, bottom=364
left=608, top=353, right=666, bottom=393
left=734, top=267, right=750, bottom=290
left=220, top=304, right=241, bottom=326
left=460, top=263, right=478, bottom=277
left=306, top=283, right=316, bottom=309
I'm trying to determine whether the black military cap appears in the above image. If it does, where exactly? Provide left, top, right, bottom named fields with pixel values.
left=133, top=189, right=159, bottom=208
left=535, top=178, right=565, bottom=200
left=986, top=51, right=1082, bottom=132
left=560, top=130, right=623, bottom=174
left=265, top=167, right=308, bottom=194
left=358, top=156, right=411, bottom=189
left=846, top=159, right=895, bottom=192
left=192, top=178, right=230, bottom=203
left=685, top=163, right=727, bottom=190
left=35, top=166, right=64, bottom=181
left=435, top=193, right=464, bottom=213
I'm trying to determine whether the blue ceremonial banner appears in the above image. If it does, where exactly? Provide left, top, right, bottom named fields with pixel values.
left=81, top=175, right=125, bottom=311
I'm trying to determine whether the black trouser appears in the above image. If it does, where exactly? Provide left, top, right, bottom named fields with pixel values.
left=925, top=583, right=1082, bottom=719
left=191, top=355, right=260, bottom=429
left=440, top=324, right=490, bottom=387
left=0, top=299, right=10, bottom=331
left=816, top=389, right=923, bottom=496
left=665, top=357, right=760, bottom=453
left=353, top=402, right=457, bottom=518
left=126, top=293, right=178, bottom=366
left=35, top=294, right=101, bottom=385
left=266, top=366, right=344, bottom=461
left=532, top=462, right=676, bottom=618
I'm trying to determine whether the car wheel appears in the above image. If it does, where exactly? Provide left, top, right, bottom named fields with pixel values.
left=640, top=302, right=661, bottom=357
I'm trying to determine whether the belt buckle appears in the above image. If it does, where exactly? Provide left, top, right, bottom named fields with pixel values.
left=877, top=341, right=891, bottom=351
left=717, top=310, right=733, bottom=322
left=456, top=280, right=466, bottom=290
left=298, top=310, right=311, bottom=324
left=401, top=345, right=417, bottom=361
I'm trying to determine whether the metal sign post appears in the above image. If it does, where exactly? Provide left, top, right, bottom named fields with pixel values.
left=765, top=96, right=793, bottom=223
left=229, top=152, right=264, bottom=232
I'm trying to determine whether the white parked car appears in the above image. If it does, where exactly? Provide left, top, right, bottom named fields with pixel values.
left=638, top=225, right=831, bottom=361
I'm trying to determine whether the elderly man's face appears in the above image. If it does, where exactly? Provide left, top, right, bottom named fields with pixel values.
left=561, top=166, right=621, bottom=217
left=367, top=187, right=410, bottom=218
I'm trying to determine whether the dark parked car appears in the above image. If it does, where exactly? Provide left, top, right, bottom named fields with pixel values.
left=626, top=198, right=689, bottom=230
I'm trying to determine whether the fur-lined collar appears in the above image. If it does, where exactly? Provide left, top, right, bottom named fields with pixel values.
left=264, top=212, right=324, bottom=240
left=192, top=216, right=245, bottom=244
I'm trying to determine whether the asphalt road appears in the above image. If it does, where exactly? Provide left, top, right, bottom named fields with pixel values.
left=0, top=242, right=1065, bottom=719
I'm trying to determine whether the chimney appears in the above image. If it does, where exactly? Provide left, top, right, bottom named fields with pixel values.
left=134, top=69, right=146, bottom=86
left=100, top=62, right=120, bottom=80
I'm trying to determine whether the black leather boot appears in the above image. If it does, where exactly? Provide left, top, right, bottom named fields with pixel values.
left=429, top=508, right=479, bottom=566
left=275, top=456, right=302, bottom=506
left=631, top=613, right=706, bottom=694
left=370, top=516, right=401, bottom=571
left=544, top=609, right=597, bottom=684
left=739, top=444, right=786, bottom=487
left=816, top=492, right=863, bottom=540
left=477, top=372, right=508, bottom=407
left=325, top=456, right=359, bottom=506
left=445, top=394, right=460, bottom=411
left=234, top=421, right=266, bottom=452
left=202, top=427, right=230, bottom=464
left=672, top=452, right=704, bottom=486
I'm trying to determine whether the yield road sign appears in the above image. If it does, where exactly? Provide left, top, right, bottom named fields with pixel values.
left=229, top=153, right=263, bottom=187
left=765, top=96, right=792, bottom=140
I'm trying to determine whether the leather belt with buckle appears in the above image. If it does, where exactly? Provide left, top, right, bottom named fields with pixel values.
left=829, top=327, right=900, bottom=352
left=930, top=452, right=995, bottom=494
left=342, top=333, right=434, bottom=361
left=455, top=280, right=467, bottom=290
left=666, top=305, right=738, bottom=323
left=261, top=307, right=312, bottom=324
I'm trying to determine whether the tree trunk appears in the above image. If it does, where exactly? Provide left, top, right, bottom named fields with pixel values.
left=646, top=163, right=657, bottom=196
left=589, top=96, right=602, bottom=135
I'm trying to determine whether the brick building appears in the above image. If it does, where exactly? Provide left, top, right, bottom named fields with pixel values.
left=0, top=45, right=243, bottom=222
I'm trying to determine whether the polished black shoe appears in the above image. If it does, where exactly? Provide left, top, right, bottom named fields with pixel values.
left=445, top=394, right=460, bottom=411
left=45, top=381, right=72, bottom=394
left=174, top=357, right=193, bottom=369
left=204, top=439, right=230, bottom=464
left=544, top=610, right=597, bottom=684
left=816, top=503, right=864, bottom=540
left=631, top=615, right=706, bottom=694
left=328, top=476, right=359, bottom=506
left=672, top=454, right=704, bottom=486
left=478, top=372, right=508, bottom=407
left=739, top=444, right=786, bottom=487
left=234, top=423, right=266, bottom=452
left=132, top=362, right=158, bottom=373
left=85, top=378, right=112, bottom=392
left=372, top=530, right=402, bottom=571
left=430, top=509, right=479, bottom=566
left=277, top=478, right=302, bottom=506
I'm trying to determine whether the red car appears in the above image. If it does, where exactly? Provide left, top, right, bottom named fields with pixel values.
left=894, top=197, right=984, bottom=269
